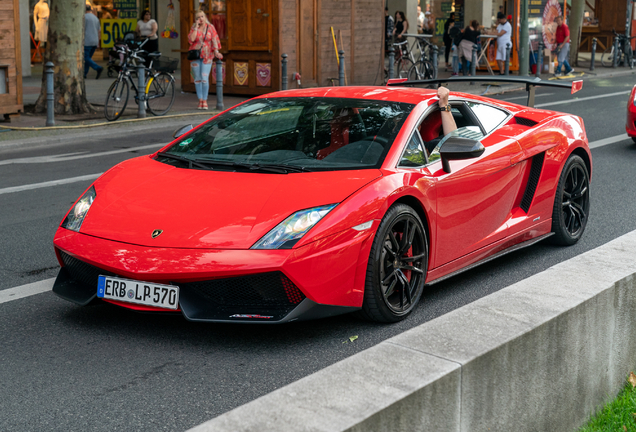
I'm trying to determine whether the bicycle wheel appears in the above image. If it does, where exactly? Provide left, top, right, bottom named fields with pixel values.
left=104, top=78, right=129, bottom=121
left=146, top=72, right=176, bottom=116
left=407, top=63, right=423, bottom=81
left=601, top=46, right=614, bottom=67
left=395, top=57, right=414, bottom=79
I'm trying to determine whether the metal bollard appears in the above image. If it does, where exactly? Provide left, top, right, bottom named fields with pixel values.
left=281, top=54, right=288, bottom=90
left=432, top=45, right=438, bottom=78
left=216, top=59, right=224, bottom=111
left=471, top=43, right=478, bottom=76
left=590, top=38, right=597, bottom=71
left=137, top=64, right=146, bottom=118
left=505, top=43, right=511, bottom=75
left=388, top=46, right=395, bottom=79
left=613, top=36, right=619, bottom=68
left=536, top=41, right=544, bottom=77
left=45, top=61, right=55, bottom=127
left=338, top=50, right=345, bottom=86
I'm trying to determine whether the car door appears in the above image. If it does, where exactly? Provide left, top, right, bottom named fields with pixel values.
left=426, top=101, right=524, bottom=268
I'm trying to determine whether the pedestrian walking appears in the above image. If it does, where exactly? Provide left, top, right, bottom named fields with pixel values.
left=188, top=10, right=222, bottom=110
left=393, top=11, right=408, bottom=42
left=84, top=4, right=103, bottom=79
left=136, top=10, right=159, bottom=54
left=554, top=16, right=574, bottom=76
left=384, top=7, right=394, bottom=52
left=443, top=12, right=455, bottom=69
left=493, top=12, right=511, bottom=75
left=458, top=20, right=480, bottom=75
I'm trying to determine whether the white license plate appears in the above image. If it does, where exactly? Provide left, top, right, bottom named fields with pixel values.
left=97, top=275, right=179, bottom=310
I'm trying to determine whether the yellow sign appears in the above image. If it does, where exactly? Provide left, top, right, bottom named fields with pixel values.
left=101, top=19, right=137, bottom=48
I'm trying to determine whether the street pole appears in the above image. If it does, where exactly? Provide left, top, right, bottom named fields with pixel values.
left=519, top=0, right=529, bottom=76
left=569, top=0, right=586, bottom=67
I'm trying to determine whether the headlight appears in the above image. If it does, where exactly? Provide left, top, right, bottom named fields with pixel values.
left=61, top=186, right=96, bottom=232
left=251, top=204, right=337, bottom=249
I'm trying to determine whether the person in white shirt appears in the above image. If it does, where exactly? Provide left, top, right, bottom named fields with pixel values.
left=494, top=12, right=511, bottom=74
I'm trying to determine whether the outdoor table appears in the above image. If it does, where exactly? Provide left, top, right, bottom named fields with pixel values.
left=477, top=34, right=497, bottom=75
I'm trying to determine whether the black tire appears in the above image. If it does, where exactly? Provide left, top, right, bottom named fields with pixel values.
left=550, top=155, right=590, bottom=245
left=357, top=204, right=428, bottom=322
left=601, top=46, right=614, bottom=67
left=407, top=61, right=433, bottom=81
left=147, top=72, right=176, bottom=116
left=104, top=78, right=129, bottom=121
left=407, top=63, right=422, bottom=81
left=632, top=137, right=636, bottom=144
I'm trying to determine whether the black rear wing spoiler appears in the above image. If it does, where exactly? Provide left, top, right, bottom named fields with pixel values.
left=386, top=76, right=583, bottom=108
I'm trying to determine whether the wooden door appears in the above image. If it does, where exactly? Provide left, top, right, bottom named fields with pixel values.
left=299, top=0, right=317, bottom=85
left=228, top=0, right=272, bottom=50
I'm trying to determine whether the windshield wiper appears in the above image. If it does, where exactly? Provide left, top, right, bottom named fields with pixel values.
left=157, top=152, right=212, bottom=170
left=194, top=157, right=311, bottom=174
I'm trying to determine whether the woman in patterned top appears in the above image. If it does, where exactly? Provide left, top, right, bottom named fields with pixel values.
left=188, top=10, right=222, bottom=110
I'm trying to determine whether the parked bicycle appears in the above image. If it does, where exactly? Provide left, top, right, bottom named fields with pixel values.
left=601, top=29, right=636, bottom=68
left=407, top=36, right=435, bottom=81
left=104, top=39, right=177, bottom=121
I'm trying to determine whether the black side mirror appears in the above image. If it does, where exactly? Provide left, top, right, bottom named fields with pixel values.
left=439, top=137, right=485, bottom=173
left=173, top=124, right=193, bottom=139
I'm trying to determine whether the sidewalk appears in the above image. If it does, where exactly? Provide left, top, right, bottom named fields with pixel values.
left=3, top=54, right=635, bottom=140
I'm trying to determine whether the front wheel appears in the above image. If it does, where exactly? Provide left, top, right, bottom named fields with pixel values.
left=601, top=46, right=614, bottom=67
left=146, top=72, right=176, bottom=116
left=550, top=155, right=590, bottom=245
left=357, top=204, right=428, bottom=322
left=104, top=78, right=129, bottom=121
left=395, top=57, right=414, bottom=79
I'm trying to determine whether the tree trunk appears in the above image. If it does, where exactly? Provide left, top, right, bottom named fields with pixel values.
left=34, top=0, right=95, bottom=114
left=569, top=0, right=585, bottom=67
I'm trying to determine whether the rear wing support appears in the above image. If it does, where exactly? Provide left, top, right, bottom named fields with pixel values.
left=386, top=77, right=583, bottom=108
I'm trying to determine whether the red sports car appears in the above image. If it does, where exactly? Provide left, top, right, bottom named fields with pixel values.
left=52, top=79, right=591, bottom=323
left=626, top=84, right=636, bottom=143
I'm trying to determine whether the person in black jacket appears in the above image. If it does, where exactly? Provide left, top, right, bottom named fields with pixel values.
left=443, top=13, right=455, bottom=68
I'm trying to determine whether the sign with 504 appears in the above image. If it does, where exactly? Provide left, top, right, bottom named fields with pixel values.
left=101, top=19, right=137, bottom=48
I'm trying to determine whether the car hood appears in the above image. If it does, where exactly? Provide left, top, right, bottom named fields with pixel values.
left=79, top=156, right=382, bottom=249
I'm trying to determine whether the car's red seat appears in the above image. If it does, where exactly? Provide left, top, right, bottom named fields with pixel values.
left=419, top=111, right=443, bottom=142
left=316, top=109, right=352, bottom=160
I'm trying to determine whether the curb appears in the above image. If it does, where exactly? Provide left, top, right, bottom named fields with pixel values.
left=189, top=230, right=636, bottom=432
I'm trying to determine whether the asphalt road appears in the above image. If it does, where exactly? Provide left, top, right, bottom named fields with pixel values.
left=1, top=75, right=635, bottom=431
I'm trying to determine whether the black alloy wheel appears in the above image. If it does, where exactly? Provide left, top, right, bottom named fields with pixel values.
left=550, top=154, right=590, bottom=245
left=358, top=204, right=428, bottom=322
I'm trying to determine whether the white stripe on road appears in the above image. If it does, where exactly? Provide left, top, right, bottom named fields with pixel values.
left=0, top=142, right=166, bottom=165
left=535, top=90, right=631, bottom=108
left=0, top=278, right=55, bottom=305
left=0, top=173, right=102, bottom=195
left=588, top=133, right=629, bottom=149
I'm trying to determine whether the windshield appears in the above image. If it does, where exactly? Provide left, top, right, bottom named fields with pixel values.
left=158, top=97, right=414, bottom=172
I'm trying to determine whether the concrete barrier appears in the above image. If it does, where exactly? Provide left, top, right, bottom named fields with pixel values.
left=189, top=230, right=636, bottom=432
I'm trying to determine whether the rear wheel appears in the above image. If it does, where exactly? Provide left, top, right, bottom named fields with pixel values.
left=358, top=204, right=428, bottom=322
left=147, top=72, right=176, bottom=116
left=550, top=155, right=590, bottom=245
left=395, top=57, right=414, bottom=79
left=104, top=78, right=129, bottom=121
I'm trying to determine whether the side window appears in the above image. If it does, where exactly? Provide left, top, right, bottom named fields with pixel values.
left=399, top=131, right=427, bottom=167
left=467, top=102, right=509, bottom=134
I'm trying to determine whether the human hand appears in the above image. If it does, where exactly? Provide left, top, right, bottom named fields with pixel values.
left=437, top=86, right=450, bottom=107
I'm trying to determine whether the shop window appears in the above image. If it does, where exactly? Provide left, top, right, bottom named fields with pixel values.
left=203, top=0, right=226, bottom=40
left=0, top=66, right=7, bottom=94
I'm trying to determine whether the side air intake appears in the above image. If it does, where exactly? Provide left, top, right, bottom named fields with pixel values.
left=520, top=152, right=545, bottom=212
left=515, top=117, right=539, bottom=127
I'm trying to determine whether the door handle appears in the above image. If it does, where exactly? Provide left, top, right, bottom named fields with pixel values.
left=262, top=12, right=269, bottom=16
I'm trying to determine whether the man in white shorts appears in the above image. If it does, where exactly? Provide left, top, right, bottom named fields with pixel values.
left=494, top=12, right=512, bottom=74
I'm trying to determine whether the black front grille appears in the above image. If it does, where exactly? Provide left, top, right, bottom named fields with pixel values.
left=181, top=272, right=305, bottom=310
left=60, top=252, right=114, bottom=287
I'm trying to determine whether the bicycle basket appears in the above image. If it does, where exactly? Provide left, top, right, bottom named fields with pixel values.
left=153, top=56, right=179, bottom=73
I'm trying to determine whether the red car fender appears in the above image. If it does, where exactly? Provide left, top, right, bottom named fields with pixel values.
left=626, top=85, right=636, bottom=137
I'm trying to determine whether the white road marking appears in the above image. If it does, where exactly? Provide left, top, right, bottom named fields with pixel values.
left=0, top=173, right=102, bottom=195
left=0, top=278, right=55, bottom=305
left=535, top=90, right=631, bottom=108
left=588, top=133, right=630, bottom=149
left=500, top=93, right=555, bottom=101
left=0, top=142, right=166, bottom=165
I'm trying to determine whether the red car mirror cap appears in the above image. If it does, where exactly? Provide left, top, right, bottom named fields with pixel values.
left=571, top=80, right=583, bottom=94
